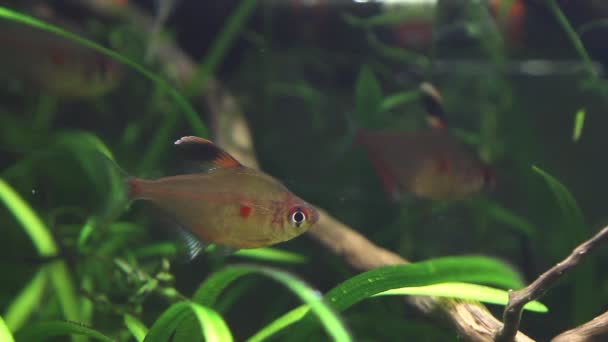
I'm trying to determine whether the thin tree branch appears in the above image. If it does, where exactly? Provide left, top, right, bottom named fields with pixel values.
left=71, top=2, right=532, bottom=340
left=552, top=309, right=608, bottom=342
left=495, top=225, right=608, bottom=342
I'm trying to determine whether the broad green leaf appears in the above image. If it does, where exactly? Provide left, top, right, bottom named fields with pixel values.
left=324, top=256, right=523, bottom=312
left=374, top=282, right=548, bottom=312
left=249, top=256, right=524, bottom=340
left=3, top=269, right=47, bottom=331
left=14, top=321, right=112, bottom=342
left=143, top=301, right=232, bottom=342
left=0, top=179, right=81, bottom=328
left=234, top=248, right=308, bottom=264
left=124, top=314, right=148, bottom=342
left=0, top=316, right=14, bottom=342
left=193, top=264, right=351, bottom=342
left=572, top=108, right=585, bottom=142
left=354, top=65, right=383, bottom=127
left=248, top=281, right=548, bottom=342
left=0, top=6, right=207, bottom=137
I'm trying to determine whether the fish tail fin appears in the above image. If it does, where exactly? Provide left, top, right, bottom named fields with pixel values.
left=92, top=152, right=135, bottom=223
left=419, top=82, right=447, bottom=130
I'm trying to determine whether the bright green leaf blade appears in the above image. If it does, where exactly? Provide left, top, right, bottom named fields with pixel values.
left=193, top=264, right=351, bottom=342
left=234, top=248, right=308, bottom=264
left=247, top=305, right=310, bottom=342
left=0, top=179, right=81, bottom=327
left=354, top=65, right=383, bottom=127
left=124, top=314, right=148, bottom=342
left=0, top=6, right=207, bottom=137
left=374, top=282, right=548, bottom=313
left=0, top=316, right=15, bottom=342
left=14, top=321, right=112, bottom=342
left=144, top=301, right=232, bottom=342
left=3, top=269, right=47, bottom=331
left=0, top=179, right=58, bottom=256
left=572, top=108, right=586, bottom=142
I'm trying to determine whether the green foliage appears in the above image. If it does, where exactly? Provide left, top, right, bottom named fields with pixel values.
left=144, top=301, right=233, bottom=342
left=193, top=264, right=351, bottom=341
left=14, top=321, right=113, bottom=342
left=0, top=316, right=14, bottom=342
left=248, top=256, right=534, bottom=340
left=374, top=282, right=547, bottom=312
left=573, top=108, right=585, bottom=142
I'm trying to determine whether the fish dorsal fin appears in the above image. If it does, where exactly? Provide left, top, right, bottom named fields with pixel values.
left=419, top=82, right=447, bottom=130
left=174, top=136, right=242, bottom=169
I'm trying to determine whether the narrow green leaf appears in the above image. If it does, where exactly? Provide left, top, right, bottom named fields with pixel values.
left=0, top=179, right=81, bottom=327
left=532, top=165, right=593, bottom=323
left=143, top=301, right=232, bottom=342
left=532, top=166, right=587, bottom=241
left=187, top=0, right=257, bottom=96
left=379, top=91, right=420, bottom=113
left=572, top=108, right=585, bottom=142
left=247, top=306, right=309, bottom=342
left=0, top=179, right=58, bottom=256
left=0, top=6, right=207, bottom=137
left=481, top=201, right=537, bottom=238
left=14, top=321, right=113, bottom=342
left=0, top=316, right=15, bottom=342
left=234, top=248, right=308, bottom=264
left=193, top=264, right=351, bottom=342
left=3, top=269, right=47, bottom=331
left=124, top=314, right=148, bottom=342
left=354, top=65, right=383, bottom=127
left=374, top=282, right=548, bottom=313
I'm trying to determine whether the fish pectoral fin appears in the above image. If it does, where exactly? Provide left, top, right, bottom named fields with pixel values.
left=176, top=227, right=207, bottom=261
left=174, top=136, right=242, bottom=170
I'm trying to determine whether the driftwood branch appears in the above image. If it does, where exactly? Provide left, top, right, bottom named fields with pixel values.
left=495, top=225, right=608, bottom=342
left=70, top=1, right=533, bottom=340
left=552, top=309, right=608, bottom=342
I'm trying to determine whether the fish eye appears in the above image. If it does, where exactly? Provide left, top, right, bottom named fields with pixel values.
left=290, top=207, right=307, bottom=227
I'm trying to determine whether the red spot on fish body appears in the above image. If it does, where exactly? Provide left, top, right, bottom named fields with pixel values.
left=240, top=205, right=252, bottom=218
left=50, top=52, right=66, bottom=66
left=436, top=158, right=451, bottom=174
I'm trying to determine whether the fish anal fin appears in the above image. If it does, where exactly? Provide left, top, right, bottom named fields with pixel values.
left=174, top=136, right=242, bottom=169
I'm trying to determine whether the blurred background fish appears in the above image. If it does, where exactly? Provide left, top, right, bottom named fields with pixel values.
left=0, top=18, right=122, bottom=98
left=356, top=83, right=495, bottom=201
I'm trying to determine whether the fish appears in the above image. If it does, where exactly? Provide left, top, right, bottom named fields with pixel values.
left=0, top=19, right=122, bottom=98
left=356, top=83, right=495, bottom=201
left=123, top=136, right=318, bottom=256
